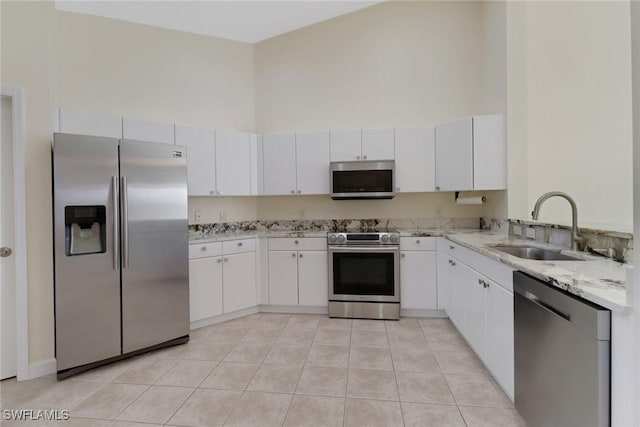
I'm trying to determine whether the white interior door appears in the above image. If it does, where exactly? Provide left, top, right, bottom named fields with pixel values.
left=1, top=95, right=16, bottom=379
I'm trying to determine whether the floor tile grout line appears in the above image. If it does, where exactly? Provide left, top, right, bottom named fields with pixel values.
left=385, top=320, right=405, bottom=426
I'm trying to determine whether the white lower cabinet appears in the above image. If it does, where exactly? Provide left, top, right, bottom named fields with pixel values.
left=268, top=251, right=299, bottom=305
left=399, top=237, right=437, bottom=310
left=188, top=239, right=257, bottom=322
left=188, top=256, right=223, bottom=322
left=267, top=238, right=328, bottom=307
left=445, top=241, right=514, bottom=401
left=223, top=251, right=257, bottom=313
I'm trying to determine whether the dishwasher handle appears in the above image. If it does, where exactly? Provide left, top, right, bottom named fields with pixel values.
left=524, top=290, right=571, bottom=322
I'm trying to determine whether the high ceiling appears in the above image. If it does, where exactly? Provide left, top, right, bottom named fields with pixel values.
left=55, top=1, right=383, bottom=44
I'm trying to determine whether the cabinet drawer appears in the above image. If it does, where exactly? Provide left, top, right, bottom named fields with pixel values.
left=400, top=237, right=436, bottom=251
left=223, top=238, right=256, bottom=255
left=189, top=242, right=223, bottom=259
left=268, top=237, right=326, bottom=251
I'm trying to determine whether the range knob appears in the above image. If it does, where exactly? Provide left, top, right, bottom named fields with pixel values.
left=381, top=234, right=390, bottom=243
left=337, top=235, right=346, bottom=243
left=328, top=234, right=337, bottom=244
left=390, top=234, right=399, bottom=243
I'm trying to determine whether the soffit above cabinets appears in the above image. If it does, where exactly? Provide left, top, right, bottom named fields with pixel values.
left=54, top=0, right=383, bottom=44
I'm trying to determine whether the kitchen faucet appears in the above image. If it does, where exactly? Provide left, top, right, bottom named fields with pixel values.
left=531, top=191, right=584, bottom=251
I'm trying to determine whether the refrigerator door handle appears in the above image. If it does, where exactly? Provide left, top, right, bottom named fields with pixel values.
left=121, top=176, right=129, bottom=269
left=112, top=176, right=119, bottom=270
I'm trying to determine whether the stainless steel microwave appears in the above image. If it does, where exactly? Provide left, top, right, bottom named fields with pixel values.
left=330, top=160, right=395, bottom=200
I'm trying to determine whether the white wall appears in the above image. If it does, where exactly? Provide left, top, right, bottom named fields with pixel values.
left=253, top=1, right=507, bottom=221
left=507, top=1, right=633, bottom=232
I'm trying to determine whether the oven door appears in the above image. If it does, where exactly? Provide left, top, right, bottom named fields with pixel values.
left=328, top=246, right=400, bottom=303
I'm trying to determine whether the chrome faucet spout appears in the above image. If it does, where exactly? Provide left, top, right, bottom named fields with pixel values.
left=531, top=191, right=584, bottom=251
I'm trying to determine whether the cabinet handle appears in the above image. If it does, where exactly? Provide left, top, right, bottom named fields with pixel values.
left=217, top=191, right=222, bottom=195
left=297, top=190, right=301, bottom=194
left=294, top=240, right=299, bottom=244
left=484, top=282, right=490, bottom=289
left=449, top=260, right=456, bottom=266
left=217, top=258, right=222, bottom=263
left=291, top=190, right=295, bottom=194
left=356, top=155, right=361, bottom=160
left=396, top=187, right=401, bottom=192
left=209, top=190, right=215, bottom=195
left=238, top=242, right=243, bottom=246
left=224, top=257, right=229, bottom=262
left=299, top=253, right=304, bottom=258
left=478, top=279, right=484, bottom=286
left=436, top=186, right=440, bottom=191
left=449, top=245, right=455, bottom=250
left=363, top=155, right=367, bottom=160
left=291, top=253, right=296, bottom=257
left=200, top=246, right=207, bottom=251
left=416, top=239, right=421, bottom=244
left=401, top=253, right=405, bottom=258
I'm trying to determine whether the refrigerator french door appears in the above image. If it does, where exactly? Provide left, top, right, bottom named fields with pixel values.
left=53, top=133, right=189, bottom=377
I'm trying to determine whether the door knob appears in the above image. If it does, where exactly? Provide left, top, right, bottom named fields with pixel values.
left=0, top=247, right=12, bottom=257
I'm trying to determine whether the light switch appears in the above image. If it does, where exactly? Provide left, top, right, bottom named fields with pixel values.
left=194, top=211, right=202, bottom=224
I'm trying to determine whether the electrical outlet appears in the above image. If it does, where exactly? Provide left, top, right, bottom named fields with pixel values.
left=219, top=210, right=227, bottom=222
left=513, top=225, right=522, bottom=237
left=526, top=227, right=536, bottom=239
left=298, top=209, right=305, bottom=219
left=194, top=211, right=202, bottom=224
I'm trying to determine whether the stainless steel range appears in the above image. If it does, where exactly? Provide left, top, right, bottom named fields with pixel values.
left=328, top=231, right=400, bottom=320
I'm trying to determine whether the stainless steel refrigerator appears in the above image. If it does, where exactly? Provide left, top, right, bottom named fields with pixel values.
left=52, top=133, right=189, bottom=379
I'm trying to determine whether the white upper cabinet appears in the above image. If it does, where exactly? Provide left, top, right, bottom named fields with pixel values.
left=216, top=129, right=252, bottom=196
left=435, top=118, right=473, bottom=191
left=362, top=128, right=394, bottom=160
left=394, top=127, right=435, bottom=192
left=175, top=124, right=216, bottom=196
left=263, top=133, right=297, bottom=195
left=473, top=114, right=506, bottom=190
left=122, top=117, right=175, bottom=144
left=435, top=115, right=506, bottom=192
left=58, top=108, right=122, bottom=139
left=295, top=131, right=330, bottom=195
left=249, top=134, right=260, bottom=196
left=330, top=129, right=361, bottom=162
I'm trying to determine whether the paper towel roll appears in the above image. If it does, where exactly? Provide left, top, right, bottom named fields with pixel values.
left=456, top=196, right=486, bottom=205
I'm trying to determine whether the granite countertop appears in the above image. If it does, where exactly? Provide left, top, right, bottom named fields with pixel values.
left=447, top=232, right=631, bottom=314
left=189, top=228, right=631, bottom=314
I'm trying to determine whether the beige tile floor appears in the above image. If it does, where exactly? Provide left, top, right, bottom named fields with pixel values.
left=0, top=314, right=526, bottom=426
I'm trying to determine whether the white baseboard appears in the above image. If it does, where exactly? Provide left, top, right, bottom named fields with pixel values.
left=258, top=305, right=328, bottom=315
left=28, top=358, right=56, bottom=379
left=400, top=308, right=448, bottom=318
left=190, top=306, right=260, bottom=330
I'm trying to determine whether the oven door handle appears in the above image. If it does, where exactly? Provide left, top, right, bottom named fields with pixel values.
left=328, top=246, right=399, bottom=252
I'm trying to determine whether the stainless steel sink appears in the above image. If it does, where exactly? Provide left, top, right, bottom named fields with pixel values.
left=493, top=245, right=584, bottom=261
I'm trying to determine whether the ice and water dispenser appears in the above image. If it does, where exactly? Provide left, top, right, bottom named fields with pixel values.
left=65, top=206, right=106, bottom=255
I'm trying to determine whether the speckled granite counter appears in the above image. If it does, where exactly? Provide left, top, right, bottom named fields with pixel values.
left=447, top=231, right=631, bottom=314
left=189, top=226, right=631, bottom=314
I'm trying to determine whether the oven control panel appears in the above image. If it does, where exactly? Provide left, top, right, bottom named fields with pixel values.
left=328, top=232, right=399, bottom=245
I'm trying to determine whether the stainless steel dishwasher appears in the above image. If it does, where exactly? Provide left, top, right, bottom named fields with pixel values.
left=514, top=272, right=611, bottom=427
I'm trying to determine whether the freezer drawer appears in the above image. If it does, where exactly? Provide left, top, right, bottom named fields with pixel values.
left=514, top=272, right=610, bottom=427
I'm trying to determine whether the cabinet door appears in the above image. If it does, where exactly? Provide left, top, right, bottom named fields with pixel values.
left=175, top=124, right=216, bottom=196
left=473, top=115, right=506, bottom=190
left=296, top=131, right=330, bottom=195
left=436, top=239, right=450, bottom=310
left=268, top=251, right=298, bottom=305
left=400, top=251, right=437, bottom=310
left=330, top=129, right=362, bottom=161
left=298, top=251, right=328, bottom=307
left=435, top=118, right=473, bottom=191
left=216, top=129, right=252, bottom=196
left=486, top=278, right=514, bottom=400
left=59, top=107, right=122, bottom=139
left=464, top=269, right=488, bottom=363
left=394, top=127, right=435, bottom=192
left=189, top=257, right=223, bottom=322
left=448, top=258, right=471, bottom=334
left=122, top=117, right=175, bottom=144
left=362, top=128, right=394, bottom=160
left=223, top=252, right=256, bottom=313
left=263, top=133, right=297, bottom=195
